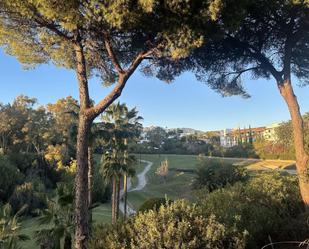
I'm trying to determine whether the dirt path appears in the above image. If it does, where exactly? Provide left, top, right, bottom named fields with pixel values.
left=119, top=160, right=153, bottom=215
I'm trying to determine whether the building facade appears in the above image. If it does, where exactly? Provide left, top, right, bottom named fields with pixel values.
left=220, top=124, right=279, bottom=147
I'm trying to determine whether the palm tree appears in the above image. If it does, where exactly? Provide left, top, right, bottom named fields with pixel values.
left=0, top=204, right=29, bottom=249
left=100, top=103, right=142, bottom=223
left=123, top=154, right=136, bottom=219
left=100, top=151, right=126, bottom=224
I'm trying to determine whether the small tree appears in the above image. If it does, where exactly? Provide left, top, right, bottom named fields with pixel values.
left=156, top=159, right=169, bottom=182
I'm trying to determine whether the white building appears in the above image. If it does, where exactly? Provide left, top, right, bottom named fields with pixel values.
left=263, top=123, right=280, bottom=142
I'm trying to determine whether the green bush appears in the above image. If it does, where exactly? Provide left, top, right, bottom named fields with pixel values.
left=224, top=144, right=258, bottom=158
left=194, top=158, right=248, bottom=191
left=197, top=172, right=304, bottom=248
left=89, top=200, right=247, bottom=249
left=0, top=156, right=23, bottom=202
left=7, top=152, right=37, bottom=174
left=9, top=182, right=47, bottom=215
left=138, top=198, right=170, bottom=212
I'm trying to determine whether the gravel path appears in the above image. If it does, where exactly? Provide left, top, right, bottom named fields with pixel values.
left=119, top=160, right=153, bottom=215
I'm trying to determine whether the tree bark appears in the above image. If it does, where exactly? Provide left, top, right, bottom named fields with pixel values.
left=88, top=145, right=93, bottom=224
left=74, top=37, right=92, bottom=249
left=74, top=115, right=91, bottom=249
left=278, top=78, right=309, bottom=208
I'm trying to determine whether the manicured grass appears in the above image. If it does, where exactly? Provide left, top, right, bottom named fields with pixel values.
left=92, top=203, right=112, bottom=224
left=127, top=154, right=296, bottom=210
left=127, top=154, right=199, bottom=210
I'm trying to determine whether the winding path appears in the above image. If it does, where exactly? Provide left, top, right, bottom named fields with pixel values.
left=119, top=160, right=153, bottom=215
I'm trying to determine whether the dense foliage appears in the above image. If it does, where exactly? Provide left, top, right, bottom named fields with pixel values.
left=197, top=172, right=305, bottom=248
left=89, top=200, right=247, bottom=249
left=0, top=204, right=29, bottom=249
left=9, top=182, right=47, bottom=216
left=194, top=157, right=248, bottom=191
left=138, top=198, right=170, bottom=213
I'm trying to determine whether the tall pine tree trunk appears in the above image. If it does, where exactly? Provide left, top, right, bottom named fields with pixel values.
left=74, top=37, right=92, bottom=249
left=278, top=78, right=309, bottom=208
left=75, top=115, right=91, bottom=249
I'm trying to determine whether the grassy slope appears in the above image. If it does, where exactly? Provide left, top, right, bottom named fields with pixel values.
left=127, top=154, right=199, bottom=210
left=127, top=154, right=295, bottom=210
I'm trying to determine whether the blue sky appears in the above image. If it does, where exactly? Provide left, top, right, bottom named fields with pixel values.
left=1, top=50, right=309, bottom=131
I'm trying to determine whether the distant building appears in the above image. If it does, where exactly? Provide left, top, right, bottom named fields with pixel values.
left=220, top=129, right=235, bottom=147
left=263, top=123, right=280, bottom=141
left=220, top=126, right=266, bottom=147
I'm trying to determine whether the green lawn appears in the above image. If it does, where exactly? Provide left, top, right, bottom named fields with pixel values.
left=127, top=154, right=200, bottom=210
left=127, top=154, right=295, bottom=210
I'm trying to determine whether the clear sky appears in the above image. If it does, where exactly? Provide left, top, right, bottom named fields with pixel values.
left=1, top=50, right=309, bottom=131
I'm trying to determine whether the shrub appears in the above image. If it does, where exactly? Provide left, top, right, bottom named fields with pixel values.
left=7, top=152, right=37, bottom=174
left=194, top=158, right=248, bottom=191
left=224, top=144, right=258, bottom=158
left=138, top=198, right=170, bottom=212
left=9, top=182, right=47, bottom=215
left=89, top=200, right=247, bottom=249
left=197, top=172, right=304, bottom=248
left=0, top=156, right=23, bottom=202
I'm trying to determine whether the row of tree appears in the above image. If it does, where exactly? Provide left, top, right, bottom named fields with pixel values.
left=1, top=1, right=308, bottom=248
left=130, top=126, right=218, bottom=155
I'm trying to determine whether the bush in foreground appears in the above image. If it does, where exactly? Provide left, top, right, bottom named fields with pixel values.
left=197, top=172, right=304, bottom=248
left=89, top=200, right=247, bottom=249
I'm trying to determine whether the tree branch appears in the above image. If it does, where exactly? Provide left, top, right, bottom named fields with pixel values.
left=74, top=34, right=91, bottom=110
left=86, top=50, right=154, bottom=119
left=34, top=17, right=73, bottom=41
left=222, top=66, right=260, bottom=78
left=103, top=33, right=124, bottom=74
left=227, top=35, right=282, bottom=82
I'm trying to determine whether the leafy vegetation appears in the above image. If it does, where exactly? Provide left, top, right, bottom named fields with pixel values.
left=0, top=0, right=308, bottom=248
left=89, top=200, right=247, bottom=249
left=197, top=172, right=305, bottom=248
left=194, top=156, right=248, bottom=191
left=0, top=204, right=29, bottom=249
left=138, top=198, right=170, bottom=213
